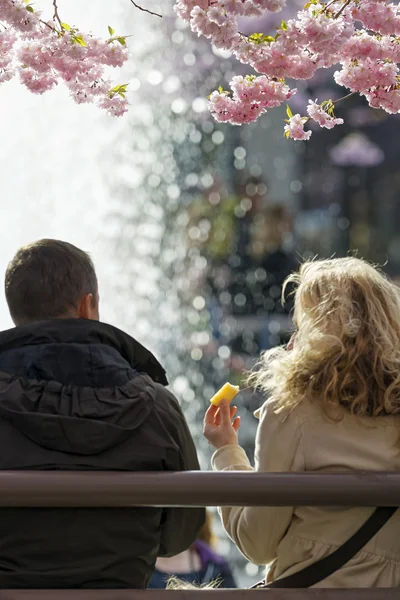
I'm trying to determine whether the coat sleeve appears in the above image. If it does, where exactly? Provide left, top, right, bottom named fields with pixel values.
left=211, top=400, right=305, bottom=565
left=156, top=387, right=205, bottom=557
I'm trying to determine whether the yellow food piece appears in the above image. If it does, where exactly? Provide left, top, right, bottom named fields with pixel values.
left=210, top=383, right=240, bottom=407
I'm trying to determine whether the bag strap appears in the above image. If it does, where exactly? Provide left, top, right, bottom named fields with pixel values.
left=267, top=506, right=397, bottom=589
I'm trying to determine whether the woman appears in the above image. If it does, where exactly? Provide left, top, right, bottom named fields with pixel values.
left=148, top=511, right=237, bottom=589
left=204, top=257, right=400, bottom=588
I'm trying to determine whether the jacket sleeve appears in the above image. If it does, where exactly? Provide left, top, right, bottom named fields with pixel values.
left=156, top=386, right=205, bottom=557
left=211, top=400, right=305, bottom=565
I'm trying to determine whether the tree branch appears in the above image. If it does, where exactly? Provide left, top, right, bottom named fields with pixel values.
left=334, top=0, right=353, bottom=19
left=52, top=0, right=62, bottom=25
left=322, top=0, right=340, bottom=13
left=332, top=91, right=356, bottom=105
left=129, top=0, right=162, bottom=18
left=40, top=18, right=58, bottom=34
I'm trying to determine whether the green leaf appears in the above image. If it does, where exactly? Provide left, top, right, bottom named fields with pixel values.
left=110, top=83, right=128, bottom=93
left=280, top=20, right=288, bottom=31
left=26, top=5, right=34, bottom=12
left=108, top=25, right=115, bottom=36
left=61, top=22, right=71, bottom=31
left=286, top=104, right=293, bottom=119
left=73, top=35, right=87, bottom=47
left=117, top=37, right=126, bottom=45
left=249, top=33, right=264, bottom=44
left=248, top=32, right=277, bottom=45
left=109, top=83, right=129, bottom=98
left=285, top=130, right=290, bottom=139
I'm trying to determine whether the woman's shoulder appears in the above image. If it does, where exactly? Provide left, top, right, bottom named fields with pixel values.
left=254, top=395, right=317, bottom=427
left=256, top=395, right=400, bottom=431
left=255, top=396, right=400, bottom=472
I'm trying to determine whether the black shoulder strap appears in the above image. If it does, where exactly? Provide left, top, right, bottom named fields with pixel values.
left=268, top=507, right=397, bottom=588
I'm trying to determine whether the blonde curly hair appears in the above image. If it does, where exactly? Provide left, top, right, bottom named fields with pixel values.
left=250, top=257, right=400, bottom=418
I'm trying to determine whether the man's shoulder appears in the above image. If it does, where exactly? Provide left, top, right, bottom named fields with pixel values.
left=151, top=383, right=185, bottom=422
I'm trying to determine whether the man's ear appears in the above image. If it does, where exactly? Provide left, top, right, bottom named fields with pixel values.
left=77, top=293, right=99, bottom=321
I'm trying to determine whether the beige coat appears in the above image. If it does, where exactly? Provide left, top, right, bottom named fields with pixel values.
left=212, top=398, right=400, bottom=587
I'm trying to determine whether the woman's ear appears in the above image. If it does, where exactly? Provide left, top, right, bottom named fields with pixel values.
left=287, top=332, right=296, bottom=351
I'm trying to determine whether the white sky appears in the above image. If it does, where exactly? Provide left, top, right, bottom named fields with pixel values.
left=0, top=0, right=137, bottom=329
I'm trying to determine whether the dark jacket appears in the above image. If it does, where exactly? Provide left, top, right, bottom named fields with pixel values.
left=0, top=318, right=204, bottom=589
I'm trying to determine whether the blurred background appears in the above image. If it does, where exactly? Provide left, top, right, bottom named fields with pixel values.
left=1, top=0, right=400, bottom=587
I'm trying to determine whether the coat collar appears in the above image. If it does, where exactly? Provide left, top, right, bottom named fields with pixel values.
left=0, top=318, right=168, bottom=385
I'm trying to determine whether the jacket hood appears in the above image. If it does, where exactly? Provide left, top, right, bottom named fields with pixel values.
left=0, top=318, right=168, bottom=385
left=0, top=319, right=167, bottom=456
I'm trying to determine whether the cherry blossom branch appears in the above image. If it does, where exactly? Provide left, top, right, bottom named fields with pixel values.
left=129, top=0, right=162, bottom=18
left=39, top=18, right=58, bottom=34
left=2, top=0, right=398, bottom=126
left=334, top=0, right=353, bottom=20
left=52, top=0, right=62, bottom=26
left=284, top=91, right=356, bottom=140
left=332, top=91, right=356, bottom=105
left=323, top=0, right=339, bottom=11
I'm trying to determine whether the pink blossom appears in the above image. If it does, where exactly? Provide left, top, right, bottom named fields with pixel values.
left=174, top=0, right=208, bottom=21
left=307, top=99, right=344, bottom=129
left=99, top=95, right=129, bottom=117
left=101, top=44, right=129, bottom=68
left=251, top=0, right=286, bottom=12
left=208, top=6, right=229, bottom=26
left=334, top=58, right=398, bottom=93
left=365, top=88, right=400, bottom=114
left=284, top=114, right=312, bottom=140
left=208, top=89, right=265, bottom=124
left=3, top=0, right=400, bottom=127
left=176, top=0, right=400, bottom=138
left=341, top=32, right=393, bottom=62
left=0, top=67, right=14, bottom=82
left=0, top=29, right=16, bottom=54
left=190, top=5, right=239, bottom=49
left=208, top=74, right=296, bottom=125
left=230, top=74, right=296, bottom=107
left=352, top=0, right=400, bottom=36
left=293, top=2, right=354, bottom=56
left=0, top=0, right=129, bottom=115
left=19, top=68, right=58, bottom=94
left=222, top=0, right=264, bottom=17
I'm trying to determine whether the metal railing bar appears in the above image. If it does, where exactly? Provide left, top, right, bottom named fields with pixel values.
left=0, top=471, right=397, bottom=507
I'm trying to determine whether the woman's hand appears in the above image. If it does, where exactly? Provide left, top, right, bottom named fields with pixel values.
left=203, top=400, right=241, bottom=450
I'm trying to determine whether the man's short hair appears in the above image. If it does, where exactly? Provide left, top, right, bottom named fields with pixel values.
left=5, top=239, right=98, bottom=325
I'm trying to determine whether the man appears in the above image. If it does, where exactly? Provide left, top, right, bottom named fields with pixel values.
left=0, top=239, right=204, bottom=589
